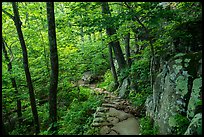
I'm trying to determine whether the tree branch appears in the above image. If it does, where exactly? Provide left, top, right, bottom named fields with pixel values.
left=2, top=9, right=14, bottom=21
left=123, top=2, right=148, bottom=32
left=2, top=38, right=14, bottom=63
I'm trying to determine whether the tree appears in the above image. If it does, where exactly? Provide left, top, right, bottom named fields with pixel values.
left=124, top=2, right=156, bottom=90
left=11, top=2, right=40, bottom=134
left=124, top=32, right=131, bottom=67
left=46, top=2, right=59, bottom=134
left=108, top=42, right=119, bottom=90
left=101, top=2, right=126, bottom=71
left=2, top=37, right=22, bottom=125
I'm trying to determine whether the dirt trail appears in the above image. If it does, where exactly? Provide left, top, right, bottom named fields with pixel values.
left=89, top=87, right=140, bottom=135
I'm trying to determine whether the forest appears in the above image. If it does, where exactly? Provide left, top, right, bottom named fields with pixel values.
left=2, top=2, right=202, bottom=135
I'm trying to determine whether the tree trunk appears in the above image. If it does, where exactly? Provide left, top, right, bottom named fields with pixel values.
left=124, top=33, right=131, bottom=67
left=108, top=43, right=119, bottom=89
left=2, top=37, right=22, bottom=125
left=46, top=2, right=59, bottom=135
left=101, top=2, right=126, bottom=71
left=132, top=29, right=139, bottom=54
left=12, top=2, right=40, bottom=134
left=124, top=2, right=156, bottom=90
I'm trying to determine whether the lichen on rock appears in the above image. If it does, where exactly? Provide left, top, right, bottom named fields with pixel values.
left=187, top=77, right=202, bottom=119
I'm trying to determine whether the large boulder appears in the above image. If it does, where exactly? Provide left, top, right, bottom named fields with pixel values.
left=145, top=51, right=202, bottom=135
left=82, top=71, right=93, bottom=84
left=81, top=71, right=103, bottom=84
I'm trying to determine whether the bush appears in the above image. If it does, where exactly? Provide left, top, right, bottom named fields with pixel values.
left=139, top=116, right=158, bottom=135
left=97, top=69, right=114, bottom=91
left=168, top=114, right=190, bottom=135
left=57, top=92, right=103, bottom=135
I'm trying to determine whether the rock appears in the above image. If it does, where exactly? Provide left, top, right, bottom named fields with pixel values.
left=187, top=77, right=202, bottom=119
left=94, top=111, right=106, bottom=118
left=100, top=126, right=111, bottom=135
left=82, top=71, right=93, bottom=84
left=111, top=117, right=140, bottom=135
left=145, top=52, right=202, bottom=135
left=96, top=107, right=109, bottom=112
left=118, top=78, right=130, bottom=98
left=107, top=130, right=118, bottom=135
left=107, top=117, right=120, bottom=124
left=184, top=113, right=202, bottom=135
left=107, top=108, right=134, bottom=121
left=92, top=121, right=112, bottom=127
left=102, top=103, right=117, bottom=108
left=93, top=117, right=105, bottom=123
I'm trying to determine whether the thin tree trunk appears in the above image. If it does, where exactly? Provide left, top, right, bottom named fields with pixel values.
left=2, top=37, right=22, bottom=125
left=46, top=2, right=58, bottom=135
left=39, top=13, right=50, bottom=76
left=124, top=2, right=156, bottom=90
left=101, top=2, right=126, bottom=71
left=124, top=33, right=131, bottom=67
left=108, top=43, right=119, bottom=88
left=12, top=2, right=40, bottom=134
left=39, top=30, right=50, bottom=77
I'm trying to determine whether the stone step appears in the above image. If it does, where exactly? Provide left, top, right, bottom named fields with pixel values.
left=96, top=107, right=109, bottom=112
left=91, top=121, right=112, bottom=127
left=102, top=103, right=117, bottom=108
left=93, top=111, right=106, bottom=118
left=93, top=117, right=106, bottom=123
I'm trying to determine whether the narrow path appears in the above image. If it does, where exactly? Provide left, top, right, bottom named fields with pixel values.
left=89, top=87, right=140, bottom=135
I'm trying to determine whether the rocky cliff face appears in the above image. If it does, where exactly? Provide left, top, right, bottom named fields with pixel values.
left=145, top=51, right=202, bottom=135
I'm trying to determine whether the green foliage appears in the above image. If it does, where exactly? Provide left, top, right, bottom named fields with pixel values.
left=2, top=1, right=202, bottom=135
left=97, top=69, right=114, bottom=91
left=130, top=58, right=150, bottom=92
left=139, top=116, right=159, bottom=135
left=58, top=91, right=103, bottom=135
left=128, top=87, right=151, bottom=107
left=168, top=114, right=190, bottom=135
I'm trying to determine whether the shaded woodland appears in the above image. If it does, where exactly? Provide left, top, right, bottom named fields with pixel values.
left=2, top=2, right=202, bottom=135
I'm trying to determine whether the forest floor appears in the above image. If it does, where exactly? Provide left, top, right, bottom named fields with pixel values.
left=79, top=81, right=140, bottom=135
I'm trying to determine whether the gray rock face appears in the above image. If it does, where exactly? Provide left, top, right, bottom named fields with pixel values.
left=145, top=52, right=202, bottom=135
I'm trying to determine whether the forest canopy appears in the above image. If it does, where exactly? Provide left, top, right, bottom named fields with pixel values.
left=2, top=2, right=202, bottom=135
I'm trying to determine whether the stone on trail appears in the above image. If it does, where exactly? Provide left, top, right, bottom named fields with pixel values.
left=100, top=126, right=111, bottom=135
left=92, top=121, right=112, bottom=127
left=107, top=130, right=119, bottom=135
left=107, top=108, right=134, bottom=121
left=93, top=117, right=105, bottom=123
left=107, top=117, right=120, bottom=125
left=111, top=117, right=140, bottom=135
left=102, top=103, right=117, bottom=108
left=94, top=111, right=106, bottom=118
left=96, top=107, right=109, bottom=112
